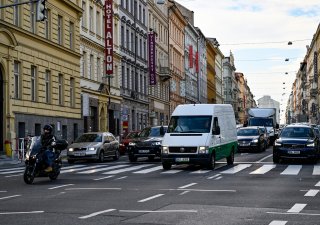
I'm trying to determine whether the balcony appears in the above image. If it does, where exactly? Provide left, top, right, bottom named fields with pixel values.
left=310, top=88, right=318, bottom=98
left=158, top=66, right=171, bottom=82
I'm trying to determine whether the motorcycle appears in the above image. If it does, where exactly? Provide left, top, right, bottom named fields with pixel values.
left=23, top=136, right=68, bottom=184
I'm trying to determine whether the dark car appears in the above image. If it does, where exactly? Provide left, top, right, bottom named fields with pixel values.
left=273, top=124, right=319, bottom=163
left=67, top=132, right=120, bottom=163
left=119, top=131, right=140, bottom=155
left=127, top=125, right=168, bottom=162
left=237, top=126, right=266, bottom=152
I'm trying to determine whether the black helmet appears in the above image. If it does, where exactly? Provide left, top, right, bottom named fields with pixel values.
left=43, top=124, right=53, bottom=133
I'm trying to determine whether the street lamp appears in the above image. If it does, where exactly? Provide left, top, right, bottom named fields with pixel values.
left=285, top=58, right=289, bottom=62
left=288, top=41, right=292, bottom=45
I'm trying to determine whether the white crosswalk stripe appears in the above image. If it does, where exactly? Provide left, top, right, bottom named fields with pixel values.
left=313, top=165, right=320, bottom=175
left=133, top=166, right=163, bottom=174
left=280, top=165, right=302, bottom=175
left=220, top=164, right=252, bottom=174
left=250, top=165, right=276, bottom=174
left=61, top=165, right=107, bottom=174
left=161, top=169, right=183, bottom=174
left=77, top=164, right=129, bottom=174
left=103, top=164, right=153, bottom=174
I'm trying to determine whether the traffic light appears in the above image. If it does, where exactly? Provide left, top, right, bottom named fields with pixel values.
left=36, top=0, right=46, bottom=22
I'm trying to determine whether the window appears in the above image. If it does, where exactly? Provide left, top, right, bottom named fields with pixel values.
left=89, top=6, right=93, bottom=31
left=126, top=29, right=129, bottom=49
left=97, top=57, right=101, bottom=78
left=45, top=70, right=51, bottom=104
left=131, top=32, right=134, bottom=51
left=139, top=5, right=141, bottom=21
left=89, top=54, right=93, bottom=79
left=143, top=8, right=145, bottom=24
left=82, top=51, right=87, bottom=77
left=14, top=61, right=20, bottom=99
left=45, top=9, right=51, bottom=39
left=13, top=0, right=20, bottom=26
left=31, top=66, right=37, bottom=102
left=121, top=65, right=125, bottom=88
left=30, top=2, right=36, bottom=33
left=69, top=21, right=74, bottom=50
left=96, top=11, right=101, bottom=35
left=70, top=77, right=75, bottom=107
left=127, top=68, right=130, bottom=89
left=82, top=1, right=86, bottom=28
left=58, top=74, right=64, bottom=105
left=121, top=25, right=124, bottom=46
left=58, top=15, right=63, bottom=45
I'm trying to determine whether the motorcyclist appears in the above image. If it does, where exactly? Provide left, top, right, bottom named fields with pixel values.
left=41, top=124, right=56, bottom=172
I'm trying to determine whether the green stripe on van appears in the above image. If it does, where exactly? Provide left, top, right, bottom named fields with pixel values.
left=209, top=141, right=238, bottom=161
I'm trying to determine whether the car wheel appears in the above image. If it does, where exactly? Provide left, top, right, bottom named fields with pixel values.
left=162, top=162, right=171, bottom=170
left=129, top=154, right=137, bottom=162
left=98, top=151, right=105, bottom=163
left=148, top=156, right=155, bottom=161
left=207, top=152, right=216, bottom=170
left=67, top=159, right=75, bottom=164
left=227, top=149, right=234, bottom=165
left=113, top=149, right=120, bottom=161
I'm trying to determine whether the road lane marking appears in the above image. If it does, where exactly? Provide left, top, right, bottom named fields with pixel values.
left=66, top=187, right=121, bottom=191
left=0, top=211, right=44, bottom=215
left=179, top=191, right=190, bottom=195
left=79, top=209, right=116, bottom=219
left=179, top=183, right=197, bottom=189
left=0, top=169, right=24, bottom=175
left=220, top=164, right=251, bottom=174
left=133, top=166, right=163, bottom=174
left=159, top=188, right=236, bottom=192
left=0, top=191, right=7, bottom=193
left=94, top=175, right=114, bottom=181
left=215, top=176, right=223, bottom=180
left=313, top=166, right=320, bottom=175
left=287, top=203, right=306, bottom=213
left=316, top=181, right=320, bottom=187
left=115, top=176, right=127, bottom=180
left=161, top=169, right=182, bottom=174
left=62, top=165, right=86, bottom=170
left=5, top=174, right=22, bottom=178
left=103, top=164, right=153, bottom=174
left=78, top=164, right=128, bottom=174
left=207, top=174, right=221, bottom=179
left=269, top=221, right=287, bottom=225
left=190, top=170, right=210, bottom=174
left=0, top=195, right=21, bottom=200
left=256, top=154, right=272, bottom=163
left=0, top=167, right=24, bottom=172
left=250, top=165, right=276, bottom=174
left=281, top=165, right=302, bottom=175
left=304, top=189, right=319, bottom=197
left=48, top=184, right=74, bottom=190
left=119, top=209, right=197, bottom=213
left=138, top=194, right=164, bottom=203
left=61, top=165, right=106, bottom=174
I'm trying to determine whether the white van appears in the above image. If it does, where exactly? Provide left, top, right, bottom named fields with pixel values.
left=161, top=104, right=238, bottom=170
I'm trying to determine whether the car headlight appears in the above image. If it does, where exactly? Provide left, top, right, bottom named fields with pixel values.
left=251, top=139, right=258, bottom=143
left=129, top=142, right=136, bottom=146
left=199, top=146, right=208, bottom=154
left=68, top=148, right=74, bottom=152
left=274, top=141, right=282, bottom=146
left=306, top=142, right=315, bottom=147
left=162, top=146, right=169, bottom=154
left=88, top=147, right=96, bottom=151
left=152, top=141, right=162, bottom=146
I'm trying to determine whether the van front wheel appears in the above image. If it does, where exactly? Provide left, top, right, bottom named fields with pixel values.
left=207, top=153, right=216, bottom=170
left=162, top=162, right=172, bottom=170
left=227, top=149, right=234, bottom=165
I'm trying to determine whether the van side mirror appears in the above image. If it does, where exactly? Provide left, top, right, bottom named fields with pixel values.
left=213, top=126, right=220, bottom=135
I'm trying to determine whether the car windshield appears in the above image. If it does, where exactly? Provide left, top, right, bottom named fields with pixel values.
left=237, top=129, right=259, bottom=136
left=139, top=127, right=167, bottom=138
left=126, top=132, right=139, bottom=139
left=167, top=115, right=212, bottom=133
left=280, top=127, right=314, bottom=138
left=75, top=134, right=102, bottom=142
left=248, top=118, right=273, bottom=127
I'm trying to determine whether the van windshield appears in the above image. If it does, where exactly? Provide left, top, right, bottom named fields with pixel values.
left=167, top=116, right=212, bottom=133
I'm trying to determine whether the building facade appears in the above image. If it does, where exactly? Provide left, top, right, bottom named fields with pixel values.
left=0, top=0, right=83, bottom=151
left=206, top=40, right=216, bottom=103
left=196, top=27, right=207, bottom=103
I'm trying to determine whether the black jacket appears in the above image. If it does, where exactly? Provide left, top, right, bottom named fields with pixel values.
left=40, top=133, right=56, bottom=151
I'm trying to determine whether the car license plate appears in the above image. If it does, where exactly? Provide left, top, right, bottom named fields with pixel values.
left=139, top=150, right=150, bottom=153
left=288, top=150, right=300, bottom=154
left=74, top=152, right=85, bottom=156
left=175, top=157, right=189, bottom=162
left=240, top=143, right=250, bottom=146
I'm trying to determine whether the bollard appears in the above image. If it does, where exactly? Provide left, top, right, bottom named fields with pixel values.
left=4, top=140, right=12, bottom=157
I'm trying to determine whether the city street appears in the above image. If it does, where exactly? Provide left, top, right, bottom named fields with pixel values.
left=0, top=147, right=319, bottom=225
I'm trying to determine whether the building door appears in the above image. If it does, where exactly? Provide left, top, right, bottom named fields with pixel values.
left=0, top=67, right=3, bottom=152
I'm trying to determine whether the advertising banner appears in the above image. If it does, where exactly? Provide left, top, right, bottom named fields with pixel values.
left=105, top=0, right=113, bottom=76
left=148, top=33, right=156, bottom=85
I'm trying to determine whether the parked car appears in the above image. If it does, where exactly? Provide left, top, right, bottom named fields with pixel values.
left=237, top=126, right=266, bottom=152
left=119, top=130, right=140, bottom=155
left=67, top=132, right=120, bottom=163
left=127, top=125, right=167, bottom=162
left=273, top=124, right=319, bottom=163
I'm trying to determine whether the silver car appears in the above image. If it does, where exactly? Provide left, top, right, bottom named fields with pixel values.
left=67, top=132, right=120, bottom=163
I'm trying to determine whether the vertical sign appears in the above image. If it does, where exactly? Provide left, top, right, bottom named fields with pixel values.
left=149, top=33, right=156, bottom=85
left=314, top=51, right=318, bottom=83
left=105, top=0, right=113, bottom=76
left=189, top=45, right=193, bottom=68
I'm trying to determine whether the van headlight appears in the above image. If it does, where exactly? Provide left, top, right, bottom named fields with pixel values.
left=306, top=142, right=315, bottom=147
left=162, top=146, right=169, bottom=154
left=199, top=146, right=208, bottom=154
left=68, top=148, right=74, bottom=152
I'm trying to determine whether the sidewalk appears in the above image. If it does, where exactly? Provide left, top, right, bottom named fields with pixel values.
left=0, top=153, right=24, bottom=168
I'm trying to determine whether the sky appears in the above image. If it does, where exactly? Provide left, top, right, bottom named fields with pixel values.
left=175, top=0, right=320, bottom=123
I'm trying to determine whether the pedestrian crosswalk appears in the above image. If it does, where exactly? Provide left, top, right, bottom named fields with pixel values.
left=0, top=163, right=319, bottom=177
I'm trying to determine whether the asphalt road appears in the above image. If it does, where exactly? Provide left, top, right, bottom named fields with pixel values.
left=0, top=147, right=319, bottom=225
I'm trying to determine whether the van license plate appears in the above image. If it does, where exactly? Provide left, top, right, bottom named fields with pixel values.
left=139, top=150, right=150, bottom=153
left=288, top=150, right=300, bottom=154
left=175, top=158, right=189, bottom=162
